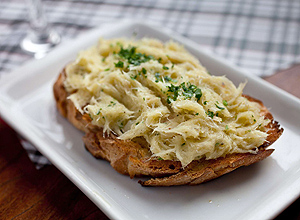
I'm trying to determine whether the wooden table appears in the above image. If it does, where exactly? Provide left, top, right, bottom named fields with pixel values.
left=0, top=65, right=299, bottom=220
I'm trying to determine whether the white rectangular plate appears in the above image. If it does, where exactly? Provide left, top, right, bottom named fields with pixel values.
left=1, top=21, right=300, bottom=220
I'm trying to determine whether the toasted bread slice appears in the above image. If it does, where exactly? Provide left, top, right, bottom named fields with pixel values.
left=53, top=69, right=283, bottom=186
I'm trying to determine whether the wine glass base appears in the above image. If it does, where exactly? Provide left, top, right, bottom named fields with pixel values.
left=20, top=30, right=61, bottom=57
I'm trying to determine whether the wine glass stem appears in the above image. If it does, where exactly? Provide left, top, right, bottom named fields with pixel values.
left=21, top=0, right=60, bottom=56
left=27, top=0, right=50, bottom=41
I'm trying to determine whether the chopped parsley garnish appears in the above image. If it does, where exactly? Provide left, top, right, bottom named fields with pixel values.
left=194, top=88, right=202, bottom=101
left=155, top=72, right=177, bottom=83
left=215, top=104, right=225, bottom=110
left=155, top=72, right=161, bottom=82
left=215, top=142, right=224, bottom=147
left=204, top=101, right=208, bottom=105
left=130, top=74, right=137, bottom=80
left=167, top=84, right=180, bottom=103
left=163, top=66, right=169, bottom=70
left=181, top=82, right=202, bottom=101
left=223, top=100, right=228, bottom=106
left=141, top=67, right=147, bottom=75
left=206, top=110, right=215, bottom=119
left=225, top=125, right=229, bottom=130
left=115, top=61, right=124, bottom=68
left=118, top=46, right=136, bottom=59
left=104, top=68, right=110, bottom=71
left=96, top=108, right=102, bottom=115
left=181, top=143, right=186, bottom=146
left=166, top=82, right=202, bottom=103
left=164, top=76, right=172, bottom=82
left=117, top=46, right=154, bottom=66
left=108, top=101, right=116, bottom=107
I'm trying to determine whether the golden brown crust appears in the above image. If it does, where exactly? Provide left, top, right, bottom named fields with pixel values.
left=53, top=69, right=283, bottom=186
left=139, top=149, right=274, bottom=186
left=53, top=70, right=97, bottom=133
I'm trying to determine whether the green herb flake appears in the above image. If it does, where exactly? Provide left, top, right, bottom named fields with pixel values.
left=104, top=68, right=110, bottom=71
left=163, top=66, right=169, bottom=70
left=195, top=88, right=202, bottom=101
left=215, top=104, right=225, bottom=110
left=165, top=76, right=177, bottom=83
left=96, top=108, right=102, bottom=115
left=206, top=110, right=215, bottom=119
left=223, top=100, right=228, bottom=106
left=115, top=61, right=124, bottom=68
left=166, top=82, right=202, bottom=103
left=225, top=125, right=229, bottom=130
left=130, top=74, right=137, bottom=80
left=117, top=46, right=154, bottom=66
left=181, top=143, right=186, bottom=146
left=155, top=72, right=161, bottom=82
left=167, top=84, right=180, bottom=102
left=108, top=101, right=116, bottom=107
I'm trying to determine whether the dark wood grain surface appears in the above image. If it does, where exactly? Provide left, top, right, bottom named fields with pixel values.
left=0, top=65, right=299, bottom=220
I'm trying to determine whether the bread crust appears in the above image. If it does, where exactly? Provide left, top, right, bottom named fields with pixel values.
left=53, top=69, right=283, bottom=186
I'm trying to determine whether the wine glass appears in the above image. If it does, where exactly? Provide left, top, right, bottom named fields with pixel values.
left=21, top=0, right=61, bottom=58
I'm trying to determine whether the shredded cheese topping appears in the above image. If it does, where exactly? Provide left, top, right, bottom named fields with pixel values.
left=64, top=38, right=269, bottom=167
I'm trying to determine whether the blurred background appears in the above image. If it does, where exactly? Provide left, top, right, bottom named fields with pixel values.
left=0, top=0, right=300, bottom=77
